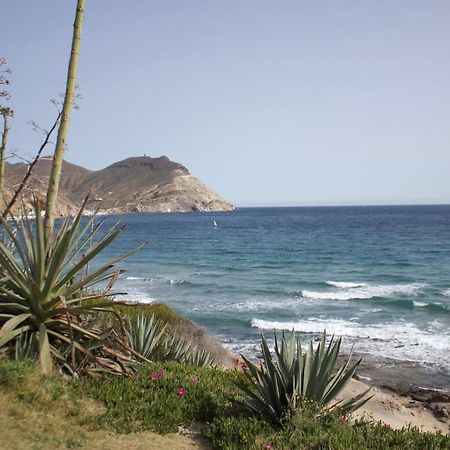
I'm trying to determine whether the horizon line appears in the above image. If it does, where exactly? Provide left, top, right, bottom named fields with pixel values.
left=233, top=202, right=450, bottom=209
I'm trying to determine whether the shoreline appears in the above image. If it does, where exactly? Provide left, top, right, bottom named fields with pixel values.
left=229, top=347, right=450, bottom=434
left=129, top=300, right=449, bottom=434
left=117, top=299, right=450, bottom=433
left=175, top=310, right=450, bottom=433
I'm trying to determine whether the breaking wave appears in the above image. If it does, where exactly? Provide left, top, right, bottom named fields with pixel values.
left=251, top=318, right=449, bottom=371
left=302, top=282, right=426, bottom=301
left=326, top=281, right=368, bottom=288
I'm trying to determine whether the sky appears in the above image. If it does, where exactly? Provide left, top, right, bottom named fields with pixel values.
left=2, top=1, right=450, bottom=206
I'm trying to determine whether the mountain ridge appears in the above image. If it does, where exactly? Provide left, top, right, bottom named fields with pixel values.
left=4, top=155, right=234, bottom=215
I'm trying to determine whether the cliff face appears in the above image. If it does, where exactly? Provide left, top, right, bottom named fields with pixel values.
left=4, top=155, right=233, bottom=215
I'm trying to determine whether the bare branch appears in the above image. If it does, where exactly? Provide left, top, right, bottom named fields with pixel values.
left=10, top=151, right=33, bottom=164
left=2, top=111, right=61, bottom=218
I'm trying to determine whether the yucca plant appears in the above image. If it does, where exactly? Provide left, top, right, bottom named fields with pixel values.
left=0, top=198, right=141, bottom=374
left=237, top=331, right=372, bottom=424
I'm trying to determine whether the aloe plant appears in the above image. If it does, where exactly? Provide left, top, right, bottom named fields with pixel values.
left=238, top=331, right=372, bottom=424
left=0, top=199, right=141, bottom=373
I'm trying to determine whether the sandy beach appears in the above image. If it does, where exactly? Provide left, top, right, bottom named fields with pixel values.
left=338, top=379, right=449, bottom=434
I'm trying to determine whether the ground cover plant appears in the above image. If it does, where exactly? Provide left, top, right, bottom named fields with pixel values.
left=1, top=359, right=449, bottom=449
left=79, top=361, right=245, bottom=434
left=205, top=404, right=450, bottom=450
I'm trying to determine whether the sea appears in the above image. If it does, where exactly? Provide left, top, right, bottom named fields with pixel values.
left=96, top=205, right=450, bottom=390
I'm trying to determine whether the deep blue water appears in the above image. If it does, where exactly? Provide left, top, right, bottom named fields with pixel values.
left=97, top=205, right=450, bottom=386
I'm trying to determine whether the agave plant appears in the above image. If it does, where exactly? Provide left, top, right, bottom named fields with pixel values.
left=161, top=335, right=215, bottom=367
left=237, top=331, right=372, bottom=424
left=185, top=346, right=215, bottom=367
left=14, top=331, right=34, bottom=361
left=0, top=198, right=141, bottom=374
left=125, top=314, right=214, bottom=366
left=125, top=314, right=167, bottom=359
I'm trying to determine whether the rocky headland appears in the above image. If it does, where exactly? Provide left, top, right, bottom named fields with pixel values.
left=4, top=155, right=234, bottom=215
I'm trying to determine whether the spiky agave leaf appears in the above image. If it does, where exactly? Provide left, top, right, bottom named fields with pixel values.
left=0, top=198, right=143, bottom=373
left=125, top=314, right=167, bottom=359
left=237, top=330, right=373, bottom=424
left=14, top=330, right=34, bottom=361
left=123, top=314, right=214, bottom=366
left=184, top=346, right=215, bottom=367
left=159, top=335, right=214, bottom=366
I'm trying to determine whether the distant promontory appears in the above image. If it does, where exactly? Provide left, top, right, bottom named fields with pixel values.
left=4, top=155, right=234, bottom=215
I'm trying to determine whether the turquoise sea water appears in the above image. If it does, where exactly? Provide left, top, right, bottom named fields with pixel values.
left=98, top=205, right=450, bottom=388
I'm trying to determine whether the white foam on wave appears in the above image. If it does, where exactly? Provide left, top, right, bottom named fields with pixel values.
left=251, top=317, right=450, bottom=371
left=115, top=296, right=156, bottom=304
left=443, top=289, right=450, bottom=297
left=302, top=282, right=426, bottom=301
left=326, top=281, right=368, bottom=289
left=218, top=336, right=261, bottom=356
left=413, top=301, right=427, bottom=307
left=126, top=276, right=146, bottom=281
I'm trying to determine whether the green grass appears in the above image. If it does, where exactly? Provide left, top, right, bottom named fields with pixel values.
left=110, top=302, right=183, bottom=325
left=0, top=359, right=34, bottom=386
left=87, top=299, right=187, bottom=335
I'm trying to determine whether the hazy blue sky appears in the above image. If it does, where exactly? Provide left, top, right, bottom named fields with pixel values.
left=3, top=1, right=450, bottom=206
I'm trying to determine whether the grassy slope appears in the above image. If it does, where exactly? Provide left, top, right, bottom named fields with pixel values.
left=2, top=360, right=449, bottom=450
left=106, top=302, right=237, bottom=367
left=0, top=361, right=207, bottom=450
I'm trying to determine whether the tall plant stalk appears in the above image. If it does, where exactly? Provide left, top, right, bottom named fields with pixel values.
left=0, top=114, right=9, bottom=197
left=45, top=0, right=86, bottom=232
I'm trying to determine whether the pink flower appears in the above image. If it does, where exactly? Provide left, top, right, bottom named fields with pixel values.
left=339, top=417, right=349, bottom=425
left=383, top=422, right=390, bottom=429
left=216, top=383, right=221, bottom=389
left=157, top=369, right=165, bottom=377
left=190, top=378, right=198, bottom=385
left=177, top=387, right=186, bottom=396
left=150, top=373, right=158, bottom=381
left=263, top=443, right=272, bottom=449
